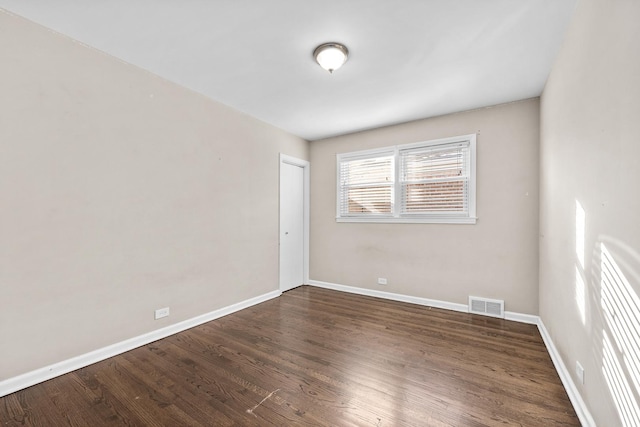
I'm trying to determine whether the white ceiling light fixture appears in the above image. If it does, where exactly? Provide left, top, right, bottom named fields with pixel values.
left=313, top=42, right=349, bottom=74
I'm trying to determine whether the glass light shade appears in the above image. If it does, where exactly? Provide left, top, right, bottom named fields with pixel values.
left=314, top=43, right=349, bottom=73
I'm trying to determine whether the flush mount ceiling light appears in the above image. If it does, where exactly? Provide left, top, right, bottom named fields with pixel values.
left=313, top=42, right=349, bottom=74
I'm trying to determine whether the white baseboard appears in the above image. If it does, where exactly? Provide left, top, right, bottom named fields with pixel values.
left=537, top=319, right=595, bottom=427
left=308, top=280, right=543, bottom=324
left=0, top=290, right=281, bottom=398
left=505, top=311, right=539, bottom=325
left=308, top=279, right=469, bottom=313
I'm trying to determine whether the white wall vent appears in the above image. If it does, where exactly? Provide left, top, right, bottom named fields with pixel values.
left=468, top=296, right=505, bottom=319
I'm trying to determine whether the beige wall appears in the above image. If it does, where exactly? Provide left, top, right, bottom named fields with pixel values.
left=310, top=99, right=540, bottom=314
left=0, top=10, right=308, bottom=379
left=540, top=0, right=640, bottom=424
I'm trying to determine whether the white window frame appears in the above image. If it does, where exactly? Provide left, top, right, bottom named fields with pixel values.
left=336, top=134, right=477, bottom=224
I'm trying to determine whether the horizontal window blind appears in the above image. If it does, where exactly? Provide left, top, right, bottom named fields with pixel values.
left=400, top=142, right=470, bottom=215
left=338, top=154, right=393, bottom=215
left=336, top=134, right=476, bottom=224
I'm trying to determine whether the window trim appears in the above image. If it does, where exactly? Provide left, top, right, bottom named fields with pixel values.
left=336, top=134, right=477, bottom=224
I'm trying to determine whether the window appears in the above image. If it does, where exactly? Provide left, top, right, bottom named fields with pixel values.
left=337, top=134, right=476, bottom=224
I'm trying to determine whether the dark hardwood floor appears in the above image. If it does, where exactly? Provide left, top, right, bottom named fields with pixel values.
left=1, top=286, right=579, bottom=426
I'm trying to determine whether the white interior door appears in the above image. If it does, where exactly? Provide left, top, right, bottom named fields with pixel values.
left=279, top=157, right=307, bottom=292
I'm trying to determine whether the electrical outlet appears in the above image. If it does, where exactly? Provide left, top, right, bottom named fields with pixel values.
left=576, top=361, right=584, bottom=384
left=155, top=307, right=170, bottom=320
left=377, top=278, right=387, bottom=285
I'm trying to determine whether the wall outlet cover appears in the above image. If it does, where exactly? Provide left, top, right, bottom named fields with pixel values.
left=155, top=307, right=170, bottom=320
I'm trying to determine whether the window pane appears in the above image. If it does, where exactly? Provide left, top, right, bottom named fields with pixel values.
left=403, top=180, right=467, bottom=213
left=400, top=142, right=469, bottom=215
left=342, top=156, right=393, bottom=185
left=401, top=146, right=467, bottom=181
left=347, top=186, right=392, bottom=214
left=339, top=154, right=393, bottom=216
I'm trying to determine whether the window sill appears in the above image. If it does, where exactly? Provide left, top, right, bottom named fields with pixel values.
left=336, top=216, right=477, bottom=224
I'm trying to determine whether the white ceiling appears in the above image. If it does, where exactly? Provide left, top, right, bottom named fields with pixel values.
left=0, top=0, right=577, bottom=141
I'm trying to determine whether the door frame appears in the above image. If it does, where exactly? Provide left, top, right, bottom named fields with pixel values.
left=279, top=153, right=310, bottom=291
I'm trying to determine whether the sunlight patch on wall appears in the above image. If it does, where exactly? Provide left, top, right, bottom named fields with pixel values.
left=575, top=265, right=586, bottom=324
left=603, top=332, right=640, bottom=426
left=601, top=242, right=640, bottom=426
left=575, top=200, right=586, bottom=324
left=576, top=200, right=585, bottom=268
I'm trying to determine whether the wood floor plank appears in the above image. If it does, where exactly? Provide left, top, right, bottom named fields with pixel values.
left=0, top=286, right=579, bottom=426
